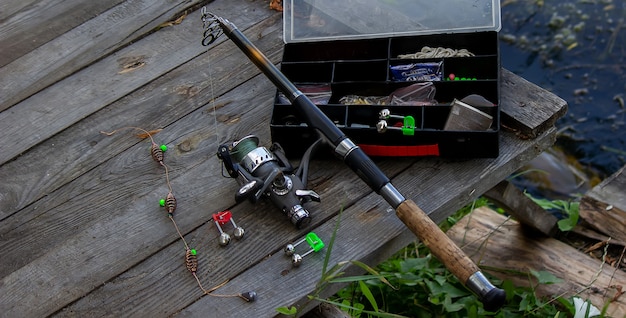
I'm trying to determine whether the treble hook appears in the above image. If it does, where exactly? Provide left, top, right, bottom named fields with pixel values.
left=201, top=7, right=224, bottom=46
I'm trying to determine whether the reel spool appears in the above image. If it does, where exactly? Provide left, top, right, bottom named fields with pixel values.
left=217, top=135, right=321, bottom=228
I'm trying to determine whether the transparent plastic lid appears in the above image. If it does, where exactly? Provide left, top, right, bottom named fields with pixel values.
left=283, top=0, right=501, bottom=43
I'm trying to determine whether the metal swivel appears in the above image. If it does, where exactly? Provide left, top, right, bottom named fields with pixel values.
left=283, top=232, right=325, bottom=267
left=379, top=108, right=406, bottom=121
left=212, top=210, right=245, bottom=246
left=376, top=109, right=416, bottom=136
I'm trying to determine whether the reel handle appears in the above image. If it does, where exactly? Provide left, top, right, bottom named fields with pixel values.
left=396, top=199, right=506, bottom=311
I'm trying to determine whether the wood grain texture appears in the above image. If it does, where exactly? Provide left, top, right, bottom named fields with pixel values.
left=580, top=166, right=626, bottom=242
left=0, top=0, right=278, bottom=221
left=448, top=207, right=626, bottom=318
left=0, top=0, right=269, bottom=167
left=0, top=24, right=411, bottom=317
left=500, top=69, right=568, bottom=138
left=47, top=69, right=412, bottom=316
left=0, top=0, right=124, bottom=66
left=484, top=180, right=559, bottom=236
left=0, top=0, right=204, bottom=112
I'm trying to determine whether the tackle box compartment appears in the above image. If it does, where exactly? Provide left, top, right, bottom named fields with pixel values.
left=270, top=0, right=501, bottom=158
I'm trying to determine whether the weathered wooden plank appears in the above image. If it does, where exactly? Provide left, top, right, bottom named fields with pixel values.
left=0, top=17, right=414, bottom=317
left=0, top=0, right=276, bottom=221
left=0, top=72, right=274, bottom=318
left=0, top=0, right=38, bottom=20
left=0, top=0, right=124, bottom=68
left=0, top=0, right=281, bottom=280
left=41, top=66, right=414, bottom=317
left=484, top=180, right=559, bottom=236
left=0, top=0, right=270, bottom=168
left=580, top=165, right=626, bottom=242
left=1, top=70, right=411, bottom=318
left=0, top=4, right=286, bottom=318
left=51, top=52, right=565, bottom=318
left=0, top=0, right=205, bottom=112
left=0, top=70, right=563, bottom=227
left=174, top=128, right=559, bottom=317
left=500, top=68, right=568, bottom=138
left=448, top=207, right=626, bottom=317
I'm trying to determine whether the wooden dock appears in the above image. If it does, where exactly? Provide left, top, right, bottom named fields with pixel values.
left=449, top=166, right=626, bottom=317
left=1, top=0, right=566, bottom=317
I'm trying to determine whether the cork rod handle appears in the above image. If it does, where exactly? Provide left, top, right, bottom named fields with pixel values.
left=396, top=199, right=506, bottom=311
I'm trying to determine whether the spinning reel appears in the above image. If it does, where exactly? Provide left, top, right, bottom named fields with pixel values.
left=217, top=135, right=322, bottom=228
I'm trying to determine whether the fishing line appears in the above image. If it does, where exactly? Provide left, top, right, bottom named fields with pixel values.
left=229, top=137, right=259, bottom=162
left=101, top=125, right=255, bottom=302
left=202, top=6, right=221, bottom=145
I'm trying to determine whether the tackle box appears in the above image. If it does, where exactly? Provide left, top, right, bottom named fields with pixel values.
left=270, top=0, right=501, bottom=158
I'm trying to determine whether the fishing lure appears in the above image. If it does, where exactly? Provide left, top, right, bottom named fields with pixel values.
left=161, top=192, right=177, bottom=216
left=185, top=248, right=199, bottom=273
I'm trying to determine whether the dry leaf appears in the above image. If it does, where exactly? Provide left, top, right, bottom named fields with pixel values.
left=158, top=12, right=187, bottom=28
left=270, top=0, right=283, bottom=12
left=136, top=129, right=163, bottom=139
left=583, top=239, right=608, bottom=254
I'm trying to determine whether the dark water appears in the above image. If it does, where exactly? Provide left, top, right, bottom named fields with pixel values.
left=499, top=0, right=626, bottom=198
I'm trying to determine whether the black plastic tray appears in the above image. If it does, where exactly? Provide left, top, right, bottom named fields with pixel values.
left=271, top=32, right=500, bottom=158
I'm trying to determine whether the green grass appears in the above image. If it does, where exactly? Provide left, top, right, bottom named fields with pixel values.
left=277, top=197, right=607, bottom=317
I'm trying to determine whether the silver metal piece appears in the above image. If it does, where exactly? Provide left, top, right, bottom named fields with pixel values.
left=284, top=244, right=295, bottom=256
left=213, top=211, right=244, bottom=245
left=295, top=189, right=321, bottom=202
left=291, top=254, right=303, bottom=267
left=200, top=7, right=225, bottom=46
left=230, top=219, right=246, bottom=240
left=376, top=120, right=388, bottom=133
left=227, top=217, right=244, bottom=240
left=284, top=237, right=307, bottom=259
left=379, top=183, right=405, bottom=209
left=379, top=108, right=404, bottom=120
left=240, top=146, right=276, bottom=173
left=284, top=233, right=323, bottom=267
left=292, top=90, right=304, bottom=101
left=233, top=226, right=245, bottom=240
left=466, top=272, right=497, bottom=299
left=271, top=175, right=293, bottom=196
left=218, top=232, right=231, bottom=246
left=287, top=205, right=310, bottom=226
left=334, top=138, right=358, bottom=159
left=377, top=120, right=404, bottom=133
left=238, top=180, right=257, bottom=196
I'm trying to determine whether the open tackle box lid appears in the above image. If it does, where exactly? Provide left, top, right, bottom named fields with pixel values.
left=283, top=0, right=501, bottom=43
left=274, top=0, right=502, bottom=158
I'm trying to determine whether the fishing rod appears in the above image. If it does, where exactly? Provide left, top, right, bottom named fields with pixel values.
left=201, top=10, right=506, bottom=311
